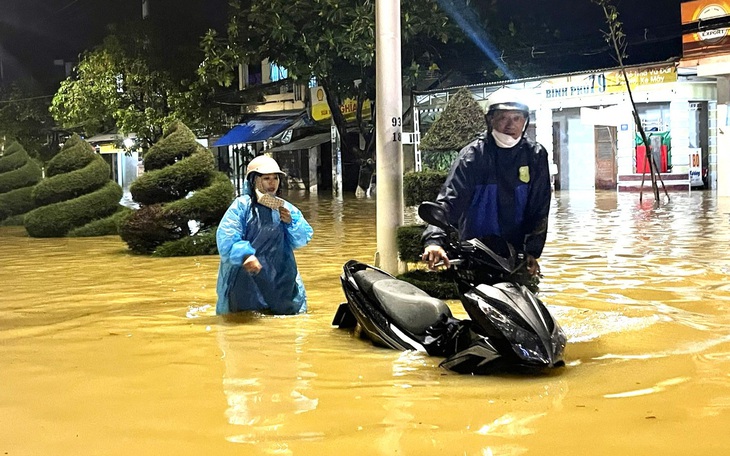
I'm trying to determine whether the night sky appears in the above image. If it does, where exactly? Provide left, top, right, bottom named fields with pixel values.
left=0, top=0, right=683, bottom=89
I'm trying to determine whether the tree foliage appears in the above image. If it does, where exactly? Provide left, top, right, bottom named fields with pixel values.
left=0, top=82, right=54, bottom=159
left=50, top=30, right=226, bottom=147
left=199, top=0, right=462, bottom=161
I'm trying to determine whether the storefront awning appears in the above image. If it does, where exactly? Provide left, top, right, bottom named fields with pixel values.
left=266, top=132, right=331, bottom=153
left=214, top=117, right=296, bottom=147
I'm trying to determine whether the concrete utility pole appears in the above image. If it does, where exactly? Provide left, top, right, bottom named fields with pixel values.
left=374, top=0, right=404, bottom=274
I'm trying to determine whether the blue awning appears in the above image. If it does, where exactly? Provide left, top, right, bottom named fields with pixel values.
left=214, top=117, right=296, bottom=147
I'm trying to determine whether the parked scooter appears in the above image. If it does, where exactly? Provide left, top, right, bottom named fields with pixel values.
left=332, top=202, right=566, bottom=374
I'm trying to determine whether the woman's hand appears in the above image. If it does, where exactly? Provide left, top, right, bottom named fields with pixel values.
left=243, top=255, right=262, bottom=275
left=422, top=244, right=449, bottom=270
left=279, top=206, right=292, bottom=224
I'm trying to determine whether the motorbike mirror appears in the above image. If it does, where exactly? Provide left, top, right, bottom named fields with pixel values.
left=418, top=202, right=454, bottom=233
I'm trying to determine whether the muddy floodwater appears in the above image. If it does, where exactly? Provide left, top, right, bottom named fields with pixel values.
left=2, top=190, right=730, bottom=456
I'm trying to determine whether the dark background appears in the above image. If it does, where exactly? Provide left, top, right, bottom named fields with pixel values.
left=0, top=0, right=684, bottom=89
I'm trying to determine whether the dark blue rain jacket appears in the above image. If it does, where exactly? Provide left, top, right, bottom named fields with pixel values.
left=216, top=182, right=313, bottom=315
left=423, top=133, right=551, bottom=258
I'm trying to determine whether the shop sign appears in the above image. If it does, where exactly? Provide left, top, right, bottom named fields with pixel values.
left=541, top=64, right=677, bottom=99
left=689, top=148, right=704, bottom=186
left=682, top=0, right=730, bottom=59
left=310, top=86, right=372, bottom=122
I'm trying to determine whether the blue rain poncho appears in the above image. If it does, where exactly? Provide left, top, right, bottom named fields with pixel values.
left=215, top=183, right=313, bottom=315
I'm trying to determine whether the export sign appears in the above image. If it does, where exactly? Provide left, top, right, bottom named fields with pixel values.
left=682, top=0, right=730, bottom=59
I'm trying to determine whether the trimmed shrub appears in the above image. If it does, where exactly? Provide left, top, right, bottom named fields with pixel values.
left=395, top=269, right=459, bottom=299
left=32, top=158, right=110, bottom=206
left=154, top=230, right=218, bottom=257
left=25, top=180, right=123, bottom=237
left=45, top=136, right=96, bottom=177
left=24, top=135, right=123, bottom=237
left=67, top=207, right=132, bottom=237
left=0, top=158, right=43, bottom=194
left=0, top=214, right=25, bottom=226
left=0, top=186, right=34, bottom=221
left=403, top=170, right=447, bottom=207
left=120, top=120, right=235, bottom=256
left=0, top=141, right=43, bottom=223
left=119, top=204, right=188, bottom=254
left=130, top=151, right=215, bottom=205
left=164, top=173, right=235, bottom=227
left=420, top=87, right=486, bottom=152
left=397, top=224, right=426, bottom=262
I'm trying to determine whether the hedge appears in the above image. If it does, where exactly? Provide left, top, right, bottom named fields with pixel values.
left=25, top=181, right=124, bottom=237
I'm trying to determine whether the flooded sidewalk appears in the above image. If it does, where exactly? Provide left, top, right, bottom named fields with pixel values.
left=1, top=190, right=730, bottom=456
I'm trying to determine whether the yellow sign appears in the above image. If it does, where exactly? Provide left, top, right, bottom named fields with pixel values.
left=605, top=65, right=678, bottom=93
left=542, top=64, right=677, bottom=99
left=310, top=86, right=372, bottom=122
left=98, top=144, right=121, bottom=154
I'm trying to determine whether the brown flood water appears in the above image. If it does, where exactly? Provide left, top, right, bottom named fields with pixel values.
left=2, top=190, right=730, bottom=456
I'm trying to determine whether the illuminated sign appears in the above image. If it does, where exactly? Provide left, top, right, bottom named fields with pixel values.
left=310, top=86, right=372, bottom=122
left=541, top=64, right=677, bottom=99
left=682, top=0, right=730, bottom=58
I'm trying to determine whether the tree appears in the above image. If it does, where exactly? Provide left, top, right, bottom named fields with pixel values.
left=50, top=30, right=227, bottom=148
left=0, top=82, right=54, bottom=159
left=198, top=0, right=462, bottom=162
left=592, top=0, right=667, bottom=204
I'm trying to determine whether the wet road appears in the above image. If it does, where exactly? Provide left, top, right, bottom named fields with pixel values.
left=1, top=190, right=729, bottom=455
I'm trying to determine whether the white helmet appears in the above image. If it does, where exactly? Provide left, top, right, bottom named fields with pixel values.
left=246, top=155, right=285, bottom=177
left=485, top=88, right=530, bottom=117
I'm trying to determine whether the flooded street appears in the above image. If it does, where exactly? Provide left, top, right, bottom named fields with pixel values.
left=2, top=190, right=730, bottom=456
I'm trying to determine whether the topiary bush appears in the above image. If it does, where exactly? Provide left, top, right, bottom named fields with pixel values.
left=24, top=135, right=124, bottom=237
left=403, top=170, right=447, bottom=207
left=120, top=120, right=235, bottom=255
left=396, top=224, right=426, bottom=263
left=153, top=229, right=218, bottom=257
left=396, top=269, right=459, bottom=299
left=67, top=207, right=133, bottom=237
left=419, top=87, right=486, bottom=172
left=0, top=140, right=43, bottom=224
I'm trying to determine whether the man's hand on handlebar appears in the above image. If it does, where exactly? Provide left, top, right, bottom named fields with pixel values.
left=526, top=254, right=541, bottom=276
left=422, top=244, right=450, bottom=270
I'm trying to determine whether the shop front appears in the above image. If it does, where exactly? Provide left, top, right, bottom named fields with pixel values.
left=412, top=61, right=718, bottom=192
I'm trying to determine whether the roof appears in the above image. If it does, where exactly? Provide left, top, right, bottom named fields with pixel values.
left=267, top=132, right=331, bottom=153
left=213, top=117, right=297, bottom=147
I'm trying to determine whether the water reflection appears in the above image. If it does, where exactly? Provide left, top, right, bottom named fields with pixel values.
left=1, top=190, right=730, bottom=455
left=216, top=317, right=320, bottom=452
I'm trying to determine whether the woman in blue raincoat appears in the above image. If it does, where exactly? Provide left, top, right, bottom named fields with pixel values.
left=216, top=155, right=313, bottom=315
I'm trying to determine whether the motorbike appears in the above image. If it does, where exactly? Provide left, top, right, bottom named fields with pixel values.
left=332, top=202, right=566, bottom=375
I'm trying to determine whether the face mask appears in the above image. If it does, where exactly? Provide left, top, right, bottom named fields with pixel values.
left=491, top=130, right=521, bottom=149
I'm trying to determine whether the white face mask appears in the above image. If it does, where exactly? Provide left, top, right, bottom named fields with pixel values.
left=491, top=130, right=521, bottom=148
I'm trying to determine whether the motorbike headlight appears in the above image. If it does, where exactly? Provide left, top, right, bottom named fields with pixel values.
left=483, top=305, right=551, bottom=365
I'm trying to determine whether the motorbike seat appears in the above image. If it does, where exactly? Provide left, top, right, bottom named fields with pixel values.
left=371, top=278, right=453, bottom=335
